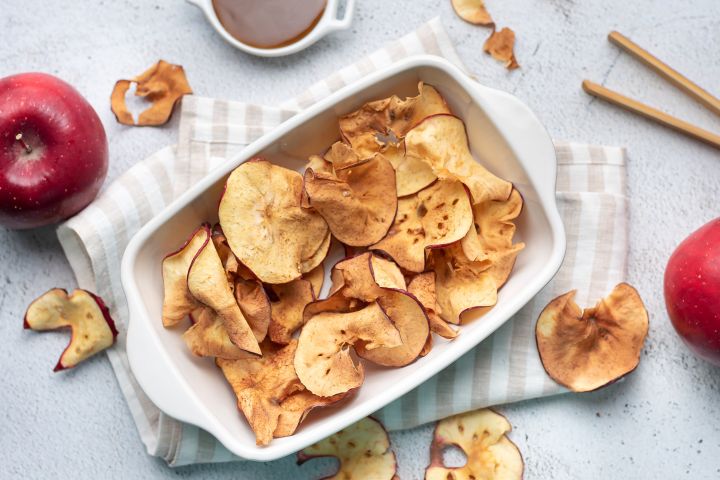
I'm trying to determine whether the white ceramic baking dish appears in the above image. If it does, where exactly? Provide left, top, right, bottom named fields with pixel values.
left=121, top=55, right=566, bottom=462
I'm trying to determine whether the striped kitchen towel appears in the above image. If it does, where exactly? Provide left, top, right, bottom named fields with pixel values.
left=57, top=17, right=628, bottom=466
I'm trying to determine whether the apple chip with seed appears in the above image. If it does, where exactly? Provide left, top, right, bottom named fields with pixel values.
left=536, top=283, right=649, bottom=392
left=219, top=159, right=329, bottom=284
left=425, top=409, right=524, bottom=480
left=382, top=141, right=437, bottom=197
left=484, top=28, right=520, bottom=70
left=303, top=153, right=397, bottom=246
left=188, top=237, right=261, bottom=354
left=339, top=82, right=451, bottom=157
left=371, top=179, right=473, bottom=272
left=408, top=272, right=458, bottom=339
left=183, top=308, right=252, bottom=360
left=111, top=60, right=193, bottom=126
left=451, top=0, right=493, bottom=26
left=24, top=288, right=118, bottom=371
left=405, top=114, right=512, bottom=205
left=161, top=224, right=209, bottom=327
left=295, top=302, right=402, bottom=397
left=268, top=277, right=315, bottom=344
left=298, top=417, right=397, bottom=480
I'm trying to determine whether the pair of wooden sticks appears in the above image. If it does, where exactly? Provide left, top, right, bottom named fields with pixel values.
left=583, top=31, right=720, bottom=150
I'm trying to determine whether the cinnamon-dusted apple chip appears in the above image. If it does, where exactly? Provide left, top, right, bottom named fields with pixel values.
left=161, top=224, right=209, bottom=327
left=425, top=409, right=524, bottom=480
left=298, top=417, right=397, bottom=480
left=382, top=141, right=437, bottom=197
left=306, top=154, right=333, bottom=175
left=323, top=141, right=363, bottom=170
left=304, top=264, right=325, bottom=298
left=332, top=252, right=405, bottom=302
left=211, top=226, right=240, bottom=279
left=274, top=390, right=348, bottom=439
left=24, top=288, right=118, bottom=371
left=188, top=237, right=261, bottom=354
left=484, top=27, right=520, bottom=70
left=461, top=188, right=524, bottom=263
left=339, top=83, right=451, bottom=157
left=371, top=179, right=473, bottom=272
left=111, top=60, right=193, bottom=126
left=451, top=0, right=494, bottom=26
left=268, top=277, right=315, bottom=344
left=536, top=283, right=649, bottom=392
left=295, top=302, right=402, bottom=397
left=300, top=230, right=332, bottom=274
left=405, top=114, right=512, bottom=205
left=304, top=153, right=397, bottom=246
left=408, top=272, right=458, bottom=339
left=183, top=308, right=252, bottom=360
left=219, top=159, right=329, bottom=284
left=234, top=279, right=272, bottom=340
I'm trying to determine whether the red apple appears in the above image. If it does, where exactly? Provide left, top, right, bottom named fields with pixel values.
left=0, top=72, right=108, bottom=229
left=664, top=218, right=720, bottom=366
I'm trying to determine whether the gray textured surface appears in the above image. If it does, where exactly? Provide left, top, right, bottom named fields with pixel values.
left=1, top=0, right=719, bottom=478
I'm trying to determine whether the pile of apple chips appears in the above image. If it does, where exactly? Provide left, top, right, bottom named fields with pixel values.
left=161, top=83, right=524, bottom=445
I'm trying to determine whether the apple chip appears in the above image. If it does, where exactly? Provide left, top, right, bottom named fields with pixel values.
left=339, top=83, right=451, bottom=157
left=451, top=0, right=493, bottom=26
left=332, top=252, right=405, bottom=302
left=111, top=60, right=193, bottom=126
left=405, top=114, right=512, bottom=205
left=211, top=226, right=240, bottom=279
left=298, top=417, right=397, bottom=480
left=408, top=272, right=458, bottom=339
left=426, top=409, right=524, bottom=480
left=24, top=288, right=118, bottom=371
left=274, top=390, right=348, bottom=439
left=219, top=159, right=329, bottom=284
left=306, top=154, right=333, bottom=175
left=188, top=237, right=261, bottom=354
left=383, top=141, right=437, bottom=197
left=183, top=308, right=252, bottom=360
left=304, top=154, right=397, bottom=246
left=461, top=188, right=523, bottom=263
left=536, top=283, right=649, bottom=392
left=300, top=230, right=332, bottom=274
left=234, top=279, right=272, bottom=340
left=324, top=141, right=363, bottom=170
left=295, top=302, right=402, bottom=397
left=161, top=225, right=209, bottom=327
left=484, top=28, right=520, bottom=70
left=268, top=277, right=315, bottom=344
left=356, top=289, right=430, bottom=367
left=304, top=264, right=325, bottom=298
left=371, top=179, right=473, bottom=272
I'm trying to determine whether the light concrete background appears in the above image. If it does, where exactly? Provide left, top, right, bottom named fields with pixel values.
left=1, top=0, right=719, bottom=478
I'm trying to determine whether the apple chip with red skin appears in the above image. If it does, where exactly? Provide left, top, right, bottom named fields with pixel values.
left=219, top=159, right=329, bottom=284
left=339, top=82, right=451, bottom=157
left=268, top=277, right=316, bottom=345
left=304, top=153, right=397, bottom=247
left=405, top=114, right=512, bottom=205
left=371, top=179, right=473, bottom=273
left=161, top=224, right=209, bottom=327
left=183, top=308, right=252, bottom=360
left=536, top=283, right=649, bottom=392
left=298, top=417, right=397, bottom=480
left=382, top=141, right=437, bottom=197
left=425, top=409, right=524, bottom=480
left=332, top=252, right=405, bottom=303
left=408, top=272, right=458, bottom=339
left=451, top=0, right=493, bottom=26
left=187, top=237, right=261, bottom=354
left=274, top=389, right=349, bottom=439
left=211, top=226, right=241, bottom=279
left=24, top=288, right=118, bottom=371
left=294, top=302, right=402, bottom=397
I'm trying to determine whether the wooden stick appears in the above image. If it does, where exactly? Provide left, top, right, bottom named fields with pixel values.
left=582, top=80, right=720, bottom=150
left=608, top=31, right=720, bottom=117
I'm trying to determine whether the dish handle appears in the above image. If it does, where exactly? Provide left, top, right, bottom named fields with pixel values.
left=328, top=0, right=356, bottom=30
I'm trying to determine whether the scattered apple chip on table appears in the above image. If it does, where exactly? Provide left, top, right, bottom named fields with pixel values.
left=484, top=27, right=520, bottom=70
left=451, top=0, right=494, bottom=26
left=24, top=288, right=118, bottom=371
left=298, top=417, right=397, bottom=480
left=536, top=283, right=649, bottom=392
left=425, top=409, right=524, bottom=480
left=110, top=60, right=193, bottom=126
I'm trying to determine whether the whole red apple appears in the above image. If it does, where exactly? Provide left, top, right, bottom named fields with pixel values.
left=664, top=218, right=720, bottom=366
left=0, top=73, right=108, bottom=229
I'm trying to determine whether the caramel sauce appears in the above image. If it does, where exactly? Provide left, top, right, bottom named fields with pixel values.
left=212, top=0, right=327, bottom=49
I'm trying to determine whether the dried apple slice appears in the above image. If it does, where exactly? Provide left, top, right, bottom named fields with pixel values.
left=161, top=224, right=209, bottom=327
left=304, top=153, right=397, bottom=246
left=300, top=230, right=332, bottom=274
left=24, top=288, right=118, bottom=371
left=306, top=154, right=333, bottom=175
left=304, top=264, right=325, bottom=298
left=383, top=141, right=437, bottom=197
left=484, top=27, right=520, bottom=70
left=234, top=279, right=272, bottom=340
left=371, top=179, right=473, bottom=272
left=461, top=188, right=523, bottom=263
left=339, top=82, right=451, bottom=157
left=408, top=272, right=458, bottom=339
left=356, top=288, right=430, bottom=367
left=295, top=302, right=402, bottom=397
left=268, top=277, right=315, bottom=345
left=274, top=390, right=348, bottom=439
left=211, top=226, right=240, bottom=279
left=298, top=417, right=397, bottom=480
left=405, top=114, right=512, bottom=205
left=324, top=141, right=364, bottom=170
left=219, top=159, right=329, bottom=284
left=536, top=283, right=649, bottom=392
left=188, top=238, right=261, bottom=354
left=451, top=0, right=494, bottom=26
left=425, top=409, right=524, bottom=480
left=183, top=308, right=252, bottom=360
left=332, top=252, right=405, bottom=302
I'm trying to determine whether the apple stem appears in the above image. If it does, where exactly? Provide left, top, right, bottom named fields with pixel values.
left=15, top=133, right=32, bottom=154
